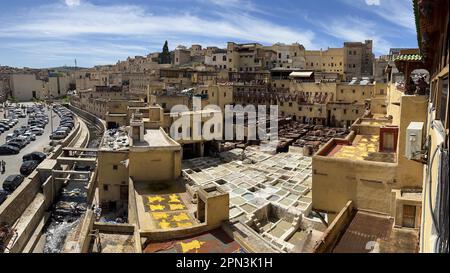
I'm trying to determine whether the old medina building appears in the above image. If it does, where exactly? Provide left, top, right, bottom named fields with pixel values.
left=311, top=0, right=449, bottom=253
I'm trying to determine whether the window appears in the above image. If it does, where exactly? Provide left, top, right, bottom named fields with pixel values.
left=298, top=107, right=302, bottom=111
left=280, top=102, right=284, bottom=106
left=103, top=185, right=109, bottom=191
left=224, top=92, right=226, bottom=97
left=278, top=53, right=282, bottom=58
left=223, top=55, right=227, bottom=61
left=352, top=90, right=355, bottom=93
left=213, top=56, right=216, bottom=61
left=343, top=109, right=347, bottom=114
left=341, top=89, right=344, bottom=93
left=289, top=102, right=293, bottom=107
left=113, top=165, right=118, bottom=170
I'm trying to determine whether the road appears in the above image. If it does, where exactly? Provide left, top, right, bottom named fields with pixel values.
left=0, top=104, right=60, bottom=188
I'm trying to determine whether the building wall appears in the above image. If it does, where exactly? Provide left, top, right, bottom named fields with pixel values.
left=11, top=74, right=45, bottom=101
left=174, top=49, right=191, bottom=66
left=97, top=151, right=130, bottom=203
left=48, top=76, right=71, bottom=98
left=312, top=154, right=397, bottom=222
left=128, top=149, right=181, bottom=182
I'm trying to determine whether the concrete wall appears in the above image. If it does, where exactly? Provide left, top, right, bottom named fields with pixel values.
left=312, top=143, right=397, bottom=220
left=128, top=149, right=178, bottom=182
left=11, top=74, right=45, bottom=101
left=313, top=201, right=354, bottom=253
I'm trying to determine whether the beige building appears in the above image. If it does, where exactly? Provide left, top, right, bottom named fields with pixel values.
left=414, top=0, right=449, bottom=253
left=343, top=40, right=374, bottom=80
left=10, top=73, right=46, bottom=101
left=227, top=42, right=269, bottom=72
left=305, top=48, right=344, bottom=75
left=267, top=43, right=306, bottom=69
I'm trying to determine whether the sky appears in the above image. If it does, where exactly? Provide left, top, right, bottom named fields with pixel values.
left=0, top=0, right=418, bottom=68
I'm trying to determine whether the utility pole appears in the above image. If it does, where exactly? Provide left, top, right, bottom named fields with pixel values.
left=50, top=105, right=53, bottom=134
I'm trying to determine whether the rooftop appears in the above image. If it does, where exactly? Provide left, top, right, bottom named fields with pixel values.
left=332, top=211, right=418, bottom=253
left=143, top=228, right=244, bottom=253
left=132, top=129, right=180, bottom=149
left=326, top=134, right=396, bottom=163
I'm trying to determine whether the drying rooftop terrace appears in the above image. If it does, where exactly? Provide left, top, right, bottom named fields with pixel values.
left=326, top=134, right=396, bottom=163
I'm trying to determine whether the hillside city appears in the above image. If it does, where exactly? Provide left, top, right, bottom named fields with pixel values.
left=0, top=0, right=448, bottom=255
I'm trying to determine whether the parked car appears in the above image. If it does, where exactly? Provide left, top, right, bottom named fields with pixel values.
left=0, top=190, right=7, bottom=205
left=74, top=163, right=92, bottom=172
left=50, top=130, right=67, bottom=140
left=2, top=175, right=24, bottom=192
left=6, top=133, right=15, bottom=142
left=20, top=160, right=39, bottom=176
left=17, top=135, right=30, bottom=144
left=6, top=142, right=23, bottom=150
left=23, top=152, right=46, bottom=164
left=0, top=145, right=20, bottom=155
left=30, top=128, right=44, bottom=135
left=24, top=132, right=36, bottom=141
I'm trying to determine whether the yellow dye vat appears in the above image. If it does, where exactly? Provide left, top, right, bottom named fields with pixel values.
left=177, top=222, right=193, bottom=228
left=169, top=194, right=181, bottom=203
left=172, top=212, right=189, bottom=222
left=179, top=240, right=205, bottom=253
left=169, top=204, right=185, bottom=211
left=152, top=212, right=169, bottom=220
left=147, top=196, right=165, bottom=203
left=334, top=135, right=379, bottom=160
left=158, top=219, right=171, bottom=229
left=149, top=204, right=165, bottom=211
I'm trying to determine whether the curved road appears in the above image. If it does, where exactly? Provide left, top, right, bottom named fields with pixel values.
left=0, top=105, right=60, bottom=188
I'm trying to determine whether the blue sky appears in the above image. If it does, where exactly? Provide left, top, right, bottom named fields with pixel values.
left=0, top=0, right=418, bottom=68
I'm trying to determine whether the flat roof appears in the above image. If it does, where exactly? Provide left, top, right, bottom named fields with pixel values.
left=133, top=180, right=197, bottom=232
left=133, top=129, right=180, bottom=148
left=143, top=228, right=244, bottom=253
left=327, top=134, right=396, bottom=163
left=333, top=211, right=418, bottom=253
left=289, top=71, right=313, bottom=78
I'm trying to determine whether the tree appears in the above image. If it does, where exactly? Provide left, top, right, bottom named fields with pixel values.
left=159, top=40, right=171, bottom=64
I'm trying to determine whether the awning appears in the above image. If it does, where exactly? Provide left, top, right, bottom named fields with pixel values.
left=289, top=71, right=313, bottom=78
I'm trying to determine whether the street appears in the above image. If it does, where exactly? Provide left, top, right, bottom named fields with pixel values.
left=0, top=104, right=60, bottom=188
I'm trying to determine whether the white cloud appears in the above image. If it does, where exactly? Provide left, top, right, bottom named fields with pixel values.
left=365, top=0, right=380, bottom=6
left=0, top=2, right=316, bottom=47
left=65, top=0, right=81, bottom=7
left=318, top=16, right=392, bottom=54
left=344, top=0, right=415, bottom=32
left=0, top=1, right=318, bottom=67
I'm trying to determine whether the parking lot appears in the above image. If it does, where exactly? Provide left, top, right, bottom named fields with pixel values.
left=0, top=103, right=60, bottom=188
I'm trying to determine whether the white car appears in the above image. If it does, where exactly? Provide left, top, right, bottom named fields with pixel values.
left=24, top=132, right=36, bottom=141
left=17, top=135, right=30, bottom=144
left=30, top=128, right=44, bottom=136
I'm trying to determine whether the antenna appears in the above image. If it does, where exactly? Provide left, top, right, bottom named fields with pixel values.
left=75, top=59, right=77, bottom=68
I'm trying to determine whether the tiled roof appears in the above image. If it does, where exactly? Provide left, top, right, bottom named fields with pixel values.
left=394, top=54, right=423, bottom=62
